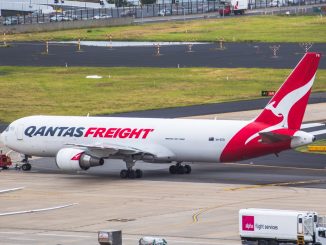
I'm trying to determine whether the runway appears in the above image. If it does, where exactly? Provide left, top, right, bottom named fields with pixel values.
left=0, top=42, right=325, bottom=68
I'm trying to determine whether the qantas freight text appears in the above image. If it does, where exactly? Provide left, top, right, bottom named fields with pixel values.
left=24, top=126, right=155, bottom=139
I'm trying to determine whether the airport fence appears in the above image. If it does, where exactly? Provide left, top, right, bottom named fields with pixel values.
left=0, top=0, right=325, bottom=26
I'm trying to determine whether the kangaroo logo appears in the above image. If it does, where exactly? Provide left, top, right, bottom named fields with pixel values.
left=245, top=75, right=315, bottom=145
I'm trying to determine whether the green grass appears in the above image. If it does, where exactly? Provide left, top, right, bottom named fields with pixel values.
left=296, top=139, right=326, bottom=155
left=0, top=66, right=325, bottom=123
left=5, top=16, right=326, bottom=43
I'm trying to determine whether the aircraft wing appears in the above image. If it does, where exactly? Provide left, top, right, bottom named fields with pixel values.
left=66, top=142, right=175, bottom=160
left=259, top=132, right=293, bottom=144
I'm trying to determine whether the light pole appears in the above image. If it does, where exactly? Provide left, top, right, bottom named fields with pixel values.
left=180, top=5, right=185, bottom=22
left=183, top=6, right=185, bottom=21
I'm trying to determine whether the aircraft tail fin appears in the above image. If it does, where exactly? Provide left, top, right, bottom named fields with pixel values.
left=254, top=52, right=321, bottom=130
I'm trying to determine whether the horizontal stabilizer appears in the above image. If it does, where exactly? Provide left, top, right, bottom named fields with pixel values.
left=259, top=132, right=293, bottom=144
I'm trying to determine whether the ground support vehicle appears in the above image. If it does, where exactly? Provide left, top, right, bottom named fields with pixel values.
left=0, top=153, right=12, bottom=170
left=240, top=209, right=326, bottom=245
left=219, top=0, right=248, bottom=15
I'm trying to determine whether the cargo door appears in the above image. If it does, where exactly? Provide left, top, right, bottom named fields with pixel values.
left=16, top=124, right=24, bottom=140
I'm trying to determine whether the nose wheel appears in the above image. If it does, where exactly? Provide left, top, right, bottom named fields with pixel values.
left=21, top=155, right=32, bottom=171
left=169, top=163, right=191, bottom=174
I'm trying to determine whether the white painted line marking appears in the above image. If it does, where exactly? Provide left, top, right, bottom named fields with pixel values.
left=38, top=233, right=92, bottom=238
left=2, top=237, right=37, bottom=241
left=123, top=237, right=239, bottom=245
left=0, top=231, right=26, bottom=235
left=0, top=203, right=78, bottom=216
left=310, top=129, right=326, bottom=136
left=301, top=122, right=325, bottom=129
left=0, top=187, right=25, bottom=194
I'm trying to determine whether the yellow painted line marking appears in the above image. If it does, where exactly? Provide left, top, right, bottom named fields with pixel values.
left=224, top=162, right=326, bottom=172
left=193, top=206, right=219, bottom=223
left=192, top=195, right=298, bottom=224
left=192, top=179, right=325, bottom=224
left=223, top=179, right=325, bottom=191
left=308, top=145, right=326, bottom=152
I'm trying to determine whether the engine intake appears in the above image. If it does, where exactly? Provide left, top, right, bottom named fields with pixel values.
left=55, top=148, right=104, bottom=171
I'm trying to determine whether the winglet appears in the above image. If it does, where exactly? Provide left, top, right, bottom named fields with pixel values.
left=255, top=52, right=321, bottom=130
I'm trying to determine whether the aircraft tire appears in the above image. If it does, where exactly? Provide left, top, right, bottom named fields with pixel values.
left=185, top=165, right=191, bottom=174
left=135, top=169, right=143, bottom=178
left=120, top=169, right=128, bottom=178
left=128, top=170, right=136, bottom=179
left=177, top=165, right=185, bottom=174
left=22, top=163, right=31, bottom=171
left=169, top=165, right=177, bottom=174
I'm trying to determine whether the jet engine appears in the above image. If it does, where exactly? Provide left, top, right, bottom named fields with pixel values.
left=55, top=148, right=104, bottom=171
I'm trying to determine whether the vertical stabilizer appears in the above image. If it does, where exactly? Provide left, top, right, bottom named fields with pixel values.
left=254, top=52, right=321, bottom=130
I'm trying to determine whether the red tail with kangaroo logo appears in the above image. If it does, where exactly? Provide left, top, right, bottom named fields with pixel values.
left=255, top=52, right=321, bottom=130
left=220, top=52, right=321, bottom=162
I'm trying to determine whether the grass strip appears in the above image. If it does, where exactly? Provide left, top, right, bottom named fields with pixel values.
left=0, top=66, right=325, bottom=123
left=5, top=16, right=326, bottom=43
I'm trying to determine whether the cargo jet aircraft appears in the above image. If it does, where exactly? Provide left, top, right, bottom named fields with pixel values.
left=0, top=53, right=324, bottom=178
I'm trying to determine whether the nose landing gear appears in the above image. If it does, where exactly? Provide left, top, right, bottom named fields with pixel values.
left=169, top=162, right=191, bottom=175
left=20, top=155, right=32, bottom=171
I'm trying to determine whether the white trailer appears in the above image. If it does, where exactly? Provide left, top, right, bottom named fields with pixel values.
left=219, top=0, right=248, bottom=15
left=239, top=209, right=326, bottom=245
left=231, top=0, right=248, bottom=14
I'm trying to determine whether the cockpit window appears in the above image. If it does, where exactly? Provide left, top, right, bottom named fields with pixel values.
left=5, top=126, right=9, bottom=132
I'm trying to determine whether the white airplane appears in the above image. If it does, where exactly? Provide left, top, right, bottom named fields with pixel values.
left=0, top=52, right=324, bottom=178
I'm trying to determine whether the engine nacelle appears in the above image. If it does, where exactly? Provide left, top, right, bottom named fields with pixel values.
left=55, top=148, right=104, bottom=171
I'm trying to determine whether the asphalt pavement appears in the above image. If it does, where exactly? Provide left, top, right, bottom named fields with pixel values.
left=0, top=42, right=325, bottom=68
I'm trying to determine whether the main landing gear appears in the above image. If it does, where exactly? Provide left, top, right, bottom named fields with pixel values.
left=120, top=158, right=143, bottom=179
left=169, top=162, right=191, bottom=175
left=20, top=155, right=32, bottom=171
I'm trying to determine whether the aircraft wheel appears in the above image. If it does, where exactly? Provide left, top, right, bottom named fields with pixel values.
left=2, top=166, right=8, bottom=170
left=177, top=165, right=185, bottom=174
left=135, top=169, right=143, bottom=178
left=22, top=163, right=31, bottom=171
left=185, top=165, right=191, bottom=174
left=120, top=169, right=128, bottom=179
left=128, top=170, right=136, bottom=179
left=169, top=165, right=177, bottom=174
